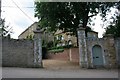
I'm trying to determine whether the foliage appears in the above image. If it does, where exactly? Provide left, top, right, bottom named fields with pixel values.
left=42, top=35, right=62, bottom=49
left=0, top=19, right=12, bottom=37
left=63, top=44, right=73, bottom=49
left=48, top=46, right=63, bottom=50
left=44, top=40, right=58, bottom=48
left=35, top=2, right=118, bottom=37
left=42, top=39, right=47, bottom=47
left=105, top=15, right=120, bottom=37
left=47, top=41, right=54, bottom=48
left=48, top=43, right=73, bottom=53
left=48, top=46, right=64, bottom=53
left=26, top=35, right=33, bottom=40
left=48, top=49, right=64, bottom=54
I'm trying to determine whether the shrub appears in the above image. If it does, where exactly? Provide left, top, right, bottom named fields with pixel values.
left=48, top=46, right=63, bottom=50
left=48, top=49, right=64, bottom=53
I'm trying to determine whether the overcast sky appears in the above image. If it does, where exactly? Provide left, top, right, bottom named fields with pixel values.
left=1, top=0, right=117, bottom=39
left=1, top=0, right=38, bottom=39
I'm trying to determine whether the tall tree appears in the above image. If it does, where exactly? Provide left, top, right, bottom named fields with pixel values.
left=105, top=15, right=120, bottom=37
left=35, top=2, right=118, bottom=36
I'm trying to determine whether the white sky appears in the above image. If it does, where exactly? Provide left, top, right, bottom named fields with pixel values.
left=1, top=1, right=117, bottom=39
left=1, top=0, right=38, bottom=39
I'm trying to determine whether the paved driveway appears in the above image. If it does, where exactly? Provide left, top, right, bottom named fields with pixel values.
left=2, top=67, right=118, bottom=78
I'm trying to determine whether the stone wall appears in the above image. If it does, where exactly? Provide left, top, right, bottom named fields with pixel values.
left=86, top=37, right=117, bottom=68
left=2, top=37, right=34, bottom=67
left=86, top=38, right=105, bottom=68
left=2, top=32, right=119, bottom=69
left=103, top=37, right=117, bottom=68
left=115, top=38, right=120, bottom=67
left=0, top=37, right=2, bottom=67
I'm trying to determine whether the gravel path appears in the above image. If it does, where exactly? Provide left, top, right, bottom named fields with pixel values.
left=43, top=60, right=79, bottom=70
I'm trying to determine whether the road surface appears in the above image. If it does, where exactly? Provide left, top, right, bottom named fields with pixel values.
left=2, top=67, right=118, bottom=78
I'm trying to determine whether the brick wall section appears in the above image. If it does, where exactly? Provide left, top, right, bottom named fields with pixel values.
left=2, top=37, right=34, bottom=67
left=47, top=49, right=70, bottom=61
left=70, top=48, right=79, bottom=62
left=47, top=48, right=79, bottom=62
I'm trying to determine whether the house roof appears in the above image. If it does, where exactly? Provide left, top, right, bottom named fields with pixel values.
left=18, top=22, right=38, bottom=37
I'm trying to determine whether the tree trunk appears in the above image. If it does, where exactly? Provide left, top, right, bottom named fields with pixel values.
left=83, top=9, right=89, bottom=37
left=76, top=33, right=79, bottom=47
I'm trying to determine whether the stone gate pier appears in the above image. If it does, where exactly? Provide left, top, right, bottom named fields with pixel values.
left=33, top=27, right=43, bottom=68
left=77, top=27, right=88, bottom=68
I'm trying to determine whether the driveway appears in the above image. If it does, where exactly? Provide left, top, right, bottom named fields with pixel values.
left=43, top=60, right=79, bottom=69
left=2, top=67, right=118, bottom=78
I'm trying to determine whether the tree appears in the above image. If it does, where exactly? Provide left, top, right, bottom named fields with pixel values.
left=105, top=15, right=120, bottom=37
left=35, top=2, right=118, bottom=34
left=0, top=19, right=12, bottom=37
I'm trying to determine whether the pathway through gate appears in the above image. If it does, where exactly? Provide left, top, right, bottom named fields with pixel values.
left=43, top=60, right=79, bottom=70
left=42, top=48, right=79, bottom=69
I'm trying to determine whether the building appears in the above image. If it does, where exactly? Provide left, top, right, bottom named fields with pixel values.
left=18, top=22, right=78, bottom=47
left=18, top=22, right=38, bottom=39
left=18, top=22, right=54, bottom=42
left=54, top=30, right=77, bottom=47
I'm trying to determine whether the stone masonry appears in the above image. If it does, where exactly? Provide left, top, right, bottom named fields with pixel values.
left=2, top=26, right=119, bottom=69
left=2, top=28, right=43, bottom=68
left=33, top=27, right=43, bottom=68
left=77, top=28, right=88, bottom=68
left=77, top=28, right=118, bottom=69
left=2, top=37, right=34, bottom=67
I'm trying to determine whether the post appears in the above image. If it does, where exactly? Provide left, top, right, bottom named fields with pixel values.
left=33, top=27, right=43, bottom=68
left=0, top=0, right=2, bottom=78
left=77, top=27, right=88, bottom=68
left=69, top=48, right=72, bottom=61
